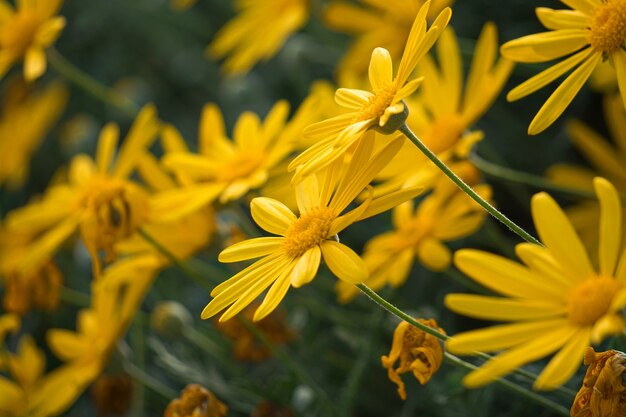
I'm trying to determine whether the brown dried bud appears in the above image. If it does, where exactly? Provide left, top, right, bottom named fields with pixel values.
left=91, top=374, right=133, bottom=417
left=164, top=384, right=228, bottom=417
left=381, top=318, right=445, bottom=400
left=250, top=401, right=294, bottom=417
left=571, top=347, right=626, bottom=417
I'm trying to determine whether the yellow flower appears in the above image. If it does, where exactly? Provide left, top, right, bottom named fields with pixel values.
left=207, top=0, right=308, bottom=76
left=381, top=318, right=445, bottom=400
left=164, top=384, right=228, bottom=417
left=445, top=177, right=626, bottom=390
left=375, top=22, right=512, bottom=191
left=4, top=105, right=160, bottom=276
left=501, top=0, right=626, bottom=135
left=324, top=0, right=454, bottom=84
left=156, top=100, right=311, bottom=221
left=289, top=1, right=451, bottom=183
left=547, top=93, right=626, bottom=254
left=202, top=136, right=423, bottom=322
left=0, top=79, right=68, bottom=188
left=571, top=347, right=626, bottom=417
left=337, top=174, right=491, bottom=302
left=0, top=0, right=65, bottom=81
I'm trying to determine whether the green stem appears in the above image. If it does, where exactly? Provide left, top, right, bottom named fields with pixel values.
left=239, top=318, right=337, bottom=417
left=125, top=362, right=177, bottom=400
left=399, top=124, right=541, bottom=245
left=47, top=48, right=139, bottom=118
left=59, top=286, right=91, bottom=307
left=469, top=151, right=599, bottom=200
left=444, top=354, right=570, bottom=417
left=131, top=319, right=146, bottom=417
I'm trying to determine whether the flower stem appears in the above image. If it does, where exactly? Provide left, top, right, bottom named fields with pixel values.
left=399, top=124, right=541, bottom=245
left=444, top=353, right=570, bottom=417
left=47, top=48, right=139, bottom=118
left=125, top=362, right=177, bottom=400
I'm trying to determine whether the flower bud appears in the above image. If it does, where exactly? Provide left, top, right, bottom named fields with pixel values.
left=150, top=301, right=193, bottom=338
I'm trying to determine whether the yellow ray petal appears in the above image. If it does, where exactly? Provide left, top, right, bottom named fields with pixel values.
left=369, top=47, right=393, bottom=90
left=533, top=327, right=590, bottom=390
left=531, top=192, right=593, bottom=280
left=445, top=294, right=565, bottom=321
left=335, top=88, right=372, bottom=110
left=612, top=49, right=626, bottom=110
left=24, top=47, right=46, bottom=81
left=290, top=246, right=321, bottom=288
left=535, top=7, right=589, bottom=30
left=500, top=29, right=589, bottom=63
left=95, top=123, right=119, bottom=173
left=219, top=237, right=284, bottom=263
left=199, top=103, right=226, bottom=155
left=359, top=185, right=424, bottom=221
left=295, top=174, right=320, bottom=214
left=253, top=258, right=297, bottom=321
left=417, top=237, right=451, bottom=271
left=321, top=241, right=368, bottom=284
left=591, top=313, right=625, bottom=343
left=250, top=197, right=296, bottom=236
left=594, top=178, right=622, bottom=275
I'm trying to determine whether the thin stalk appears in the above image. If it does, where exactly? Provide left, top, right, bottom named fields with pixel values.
left=444, top=353, right=570, bottom=417
left=47, top=48, right=139, bottom=118
left=131, top=319, right=146, bottom=417
left=125, top=362, right=177, bottom=400
left=239, top=318, right=337, bottom=417
left=59, top=286, right=91, bottom=307
left=356, top=284, right=576, bottom=398
left=399, top=124, right=541, bottom=245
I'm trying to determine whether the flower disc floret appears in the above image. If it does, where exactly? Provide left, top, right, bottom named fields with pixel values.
left=354, top=82, right=397, bottom=123
left=567, top=276, right=621, bottom=326
left=282, top=208, right=335, bottom=257
left=589, top=0, right=626, bottom=54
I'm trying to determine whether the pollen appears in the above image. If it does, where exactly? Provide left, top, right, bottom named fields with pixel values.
left=567, top=276, right=621, bottom=326
left=354, top=83, right=397, bottom=123
left=589, top=0, right=626, bottom=54
left=282, top=207, right=335, bottom=258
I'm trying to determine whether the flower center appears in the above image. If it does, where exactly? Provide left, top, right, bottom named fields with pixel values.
left=589, top=0, right=626, bottom=54
left=217, top=152, right=263, bottom=182
left=422, top=115, right=465, bottom=154
left=78, top=177, right=149, bottom=255
left=354, top=83, right=397, bottom=123
left=1, top=11, right=42, bottom=54
left=282, top=207, right=335, bottom=258
left=567, top=276, right=620, bottom=326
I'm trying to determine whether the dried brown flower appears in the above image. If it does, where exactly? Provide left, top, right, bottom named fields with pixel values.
left=164, top=384, right=228, bottom=417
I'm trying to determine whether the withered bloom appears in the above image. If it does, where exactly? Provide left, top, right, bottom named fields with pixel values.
left=214, top=304, right=294, bottom=362
left=381, top=318, right=445, bottom=400
left=91, top=374, right=133, bottom=417
left=164, top=384, right=228, bottom=417
left=3, top=261, right=62, bottom=315
left=250, top=401, right=295, bottom=417
left=571, top=347, right=626, bottom=417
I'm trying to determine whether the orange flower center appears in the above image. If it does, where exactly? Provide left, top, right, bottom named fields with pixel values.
left=567, top=276, right=620, bottom=326
left=1, top=11, right=42, bottom=55
left=422, top=115, right=465, bottom=154
left=217, top=152, right=263, bottom=182
left=589, top=0, right=626, bottom=54
left=282, top=207, right=335, bottom=257
left=354, top=83, right=397, bottom=123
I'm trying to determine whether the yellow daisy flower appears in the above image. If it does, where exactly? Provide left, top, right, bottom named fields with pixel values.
left=375, top=22, right=513, bottom=192
left=337, top=172, right=491, bottom=302
left=0, top=79, right=68, bottom=189
left=500, top=0, right=626, bottom=135
left=4, top=105, right=160, bottom=276
left=289, top=1, right=451, bottom=183
left=202, top=135, right=423, bottom=322
left=0, top=0, right=66, bottom=81
left=208, top=0, right=308, bottom=76
left=156, top=100, right=312, bottom=222
left=324, top=0, right=454, bottom=84
left=445, top=177, right=626, bottom=390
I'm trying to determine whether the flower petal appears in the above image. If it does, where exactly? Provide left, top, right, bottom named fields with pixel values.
left=290, top=246, right=321, bottom=288
left=219, top=237, right=284, bottom=263
left=250, top=197, right=296, bottom=236
left=533, top=327, right=590, bottom=390
left=368, top=47, right=393, bottom=90
left=321, top=241, right=368, bottom=284
left=445, top=294, right=565, bottom=322
left=594, top=178, right=622, bottom=276
left=500, top=29, right=589, bottom=63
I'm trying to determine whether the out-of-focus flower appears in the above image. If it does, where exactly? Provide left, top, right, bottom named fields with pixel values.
left=150, top=300, right=193, bottom=339
left=0, top=313, right=20, bottom=367
left=157, top=100, right=310, bottom=221
left=500, top=1, right=626, bottom=134
left=547, top=93, right=626, bottom=255
left=164, top=384, right=228, bottom=417
left=214, top=303, right=294, bottom=362
left=337, top=172, right=491, bottom=302
left=377, top=23, right=512, bottom=191
left=207, top=0, right=308, bottom=76
left=0, top=80, right=68, bottom=189
left=571, top=347, right=626, bottom=417
left=91, top=373, right=133, bottom=417
left=290, top=2, right=451, bottom=183
left=4, top=105, right=160, bottom=276
left=445, top=178, right=626, bottom=390
left=202, top=136, right=422, bottom=322
left=0, top=0, right=65, bottom=80
left=381, top=318, right=445, bottom=400
left=324, top=0, right=454, bottom=84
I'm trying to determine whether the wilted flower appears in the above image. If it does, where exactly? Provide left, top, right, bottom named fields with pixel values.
left=571, top=347, right=626, bottom=417
left=91, top=374, right=134, bottom=417
left=164, top=384, right=228, bottom=417
left=381, top=318, right=445, bottom=400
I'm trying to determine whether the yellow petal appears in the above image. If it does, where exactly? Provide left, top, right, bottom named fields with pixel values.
left=34, top=16, right=65, bottom=46
left=531, top=192, right=593, bottom=280
left=612, top=49, right=626, bottom=110
left=417, top=237, right=451, bottom=271
left=533, top=327, right=590, bottom=390
left=95, top=123, right=119, bottom=173
left=359, top=186, right=424, bottom=221
left=535, top=7, right=589, bottom=30
left=368, top=47, right=393, bottom=91
left=320, top=241, right=368, bottom=284
left=594, top=178, right=622, bottom=275
left=200, top=103, right=225, bottom=155
left=528, top=52, right=600, bottom=135
left=24, top=47, right=46, bottom=81
left=500, top=29, right=589, bottom=63
left=335, top=88, right=372, bottom=110
left=295, top=174, right=320, bottom=214
left=250, top=197, right=296, bottom=236
left=445, top=294, right=564, bottom=321
left=233, top=111, right=261, bottom=150
left=590, top=313, right=625, bottom=343
left=219, top=237, right=284, bottom=263
left=253, top=259, right=296, bottom=321
left=290, top=246, right=321, bottom=288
